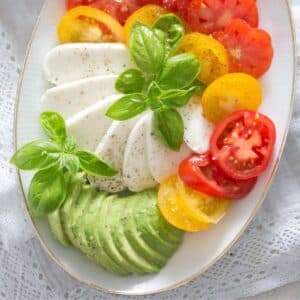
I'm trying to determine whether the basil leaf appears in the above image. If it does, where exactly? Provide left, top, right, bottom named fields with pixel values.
left=158, top=53, right=201, bottom=89
left=40, top=112, right=67, bottom=145
left=106, top=93, right=148, bottom=121
left=160, top=86, right=200, bottom=107
left=153, top=108, right=184, bottom=151
left=28, top=167, right=66, bottom=217
left=115, top=69, right=146, bottom=94
left=153, top=14, right=185, bottom=56
left=63, top=136, right=77, bottom=153
left=76, top=151, right=118, bottom=177
left=61, top=154, right=80, bottom=174
left=130, top=23, right=165, bottom=74
left=10, top=140, right=61, bottom=170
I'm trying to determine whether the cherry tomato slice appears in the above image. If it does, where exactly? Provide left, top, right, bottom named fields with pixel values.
left=176, top=176, right=231, bottom=223
left=179, top=153, right=257, bottom=199
left=186, top=0, right=258, bottom=34
left=66, top=0, right=141, bottom=25
left=210, top=110, right=276, bottom=180
left=213, top=19, right=273, bottom=78
left=158, top=176, right=212, bottom=232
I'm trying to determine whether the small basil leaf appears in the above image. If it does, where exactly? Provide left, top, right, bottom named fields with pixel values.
left=153, top=14, right=185, bottom=56
left=153, top=108, right=184, bottom=151
left=40, top=112, right=67, bottom=145
left=130, top=23, right=165, bottom=74
left=158, top=53, right=201, bottom=89
left=28, top=167, right=66, bottom=217
left=115, top=69, right=146, bottom=93
left=10, top=140, right=61, bottom=170
left=160, top=86, right=200, bottom=107
left=61, top=154, right=80, bottom=174
left=106, top=93, right=148, bottom=121
left=63, top=136, right=77, bottom=153
left=76, top=150, right=118, bottom=177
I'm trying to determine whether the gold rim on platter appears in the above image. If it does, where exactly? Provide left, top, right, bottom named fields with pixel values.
left=13, top=0, right=297, bottom=296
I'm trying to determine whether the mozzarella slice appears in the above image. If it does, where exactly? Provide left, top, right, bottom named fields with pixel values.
left=89, top=117, right=141, bottom=193
left=180, top=100, right=214, bottom=154
left=123, top=113, right=157, bottom=192
left=147, top=112, right=192, bottom=183
left=67, top=95, right=119, bottom=152
left=44, top=43, right=134, bottom=85
left=41, top=75, right=119, bottom=119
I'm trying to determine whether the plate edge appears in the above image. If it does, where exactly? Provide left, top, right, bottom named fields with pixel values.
left=13, top=0, right=298, bottom=296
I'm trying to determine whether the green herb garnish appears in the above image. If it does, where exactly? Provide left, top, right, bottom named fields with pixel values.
left=106, top=14, right=205, bottom=151
left=11, top=111, right=118, bottom=217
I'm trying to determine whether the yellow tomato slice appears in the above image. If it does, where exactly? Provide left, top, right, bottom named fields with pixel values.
left=158, top=176, right=212, bottom=232
left=178, top=33, right=229, bottom=84
left=58, top=6, right=124, bottom=43
left=124, top=5, right=168, bottom=44
left=202, top=73, right=262, bottom=123
left=176, top=177, right=231, bottom=224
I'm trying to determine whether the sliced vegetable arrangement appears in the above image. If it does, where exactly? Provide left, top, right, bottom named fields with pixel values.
left=12, top=0, right=276, bottom=276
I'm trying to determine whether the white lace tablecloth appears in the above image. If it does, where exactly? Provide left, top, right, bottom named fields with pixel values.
left=0, top=1, right=299, bottom=299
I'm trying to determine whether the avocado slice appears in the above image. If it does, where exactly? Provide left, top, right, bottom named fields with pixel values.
left=110, top=196, right=160, bottom=274
left=60, top=176, right=83, bottom=245
left=133, top=191, right=183, bottom=256
left=122, top=195, right=168, bottom=268
left=96, top=195, right=143, bottom=275
left=81, top=192, right=127, bottom=275
left=48, top=209, right=71, bottom=247
left=68, top=184, right=95, bottom=250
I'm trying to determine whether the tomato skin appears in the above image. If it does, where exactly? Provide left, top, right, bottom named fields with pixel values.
left=66, top=0, right=141, bottom=24
left=213, top=19, right=273, bottom=78
left=179, top=153, right=257, bottom=200
left=58, top=6, right=124, bottom=43
left=210, top=110, right=276, bottom=180
left=186, top=0, right=258, bottom=34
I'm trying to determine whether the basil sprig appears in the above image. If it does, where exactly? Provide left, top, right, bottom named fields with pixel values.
left=106, top=14, right=205, bottom=151
left=11, top=111, right=118, bottom=217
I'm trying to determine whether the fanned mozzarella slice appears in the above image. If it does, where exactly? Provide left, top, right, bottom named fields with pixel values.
left=67, top=95, right=118, bottom=152
left=180, top=100, right=214, bottom=154
left=147, top=112, right=192, bottom=183
left=41, top=75, right=119, bottom=119
left=123, top=113, right=157, bottom=192
left=89, top=117, right=141, bottom=193
left=44, top=43, right=134, bottom=85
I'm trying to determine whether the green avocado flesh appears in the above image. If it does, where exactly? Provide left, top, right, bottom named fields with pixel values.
left=48, top=176, right=183, bottom=276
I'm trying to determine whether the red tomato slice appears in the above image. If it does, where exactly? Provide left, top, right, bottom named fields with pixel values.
left=210, top=110, right=276, bottom=180
left=213, top=19, right=273, bottom=78
left=179, top=153, right=257, bottom=200
left=66, top=0, right=141, bottom=24
left=186, top=0, right=258, bottom=34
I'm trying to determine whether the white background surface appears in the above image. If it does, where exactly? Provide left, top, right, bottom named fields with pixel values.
left=0, top=0, right=299, bottom=299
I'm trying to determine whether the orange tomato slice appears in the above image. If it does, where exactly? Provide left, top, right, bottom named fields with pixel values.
left=176, top=177, right=231, bottom=224
left=178, top=32, right=229, bottom=84
left=202, top=73, right=262, bottom=123
left=124, top=4, right=168, bottom=44
left=158, top=176, right=212, bottom=232
left=58, top=6, right=124, bottom=43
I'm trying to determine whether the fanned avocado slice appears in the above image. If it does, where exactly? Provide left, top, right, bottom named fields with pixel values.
left=60, top=176, right=83, bottom=245
left=96, top=195, right=143, bottom=275
left=133, top=191, right=183, bottom=256
left=110, top=196, right=160, bottom=274
left=122, top=195, right=168, bottom=268
left=69, top=184, right=95, bottom=250
left=82, top=192, right=127, bottom=275
left=48, top=209, right=71, bottom=247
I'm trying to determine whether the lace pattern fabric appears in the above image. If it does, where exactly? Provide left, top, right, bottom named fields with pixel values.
left=0, top=1, right=299, bottom=299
